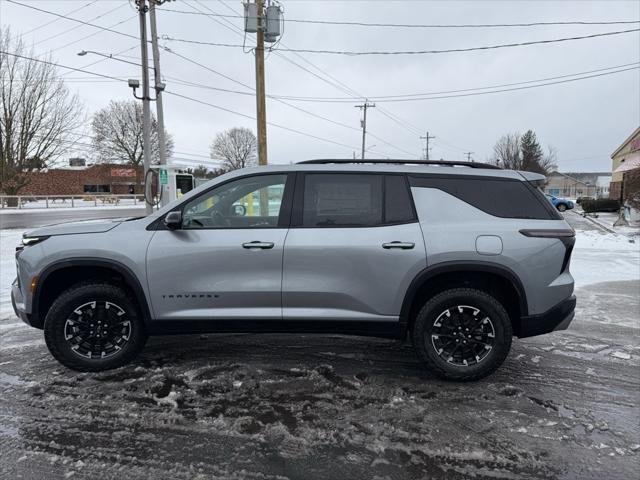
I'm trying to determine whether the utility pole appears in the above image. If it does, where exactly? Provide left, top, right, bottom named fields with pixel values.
left=465, top=151, right=475, bottom=162
left=136, top=0, right=152, bottom=215
left=355, top=100, right=375, bottom=159
left=149, top=0, right=169, bottom=207
left=420, top=132, right=435, bottom=161
left=255, top=0, right=268, bottom=166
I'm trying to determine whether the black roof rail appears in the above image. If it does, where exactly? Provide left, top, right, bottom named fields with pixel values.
left=297, top=159, right=502, bottom=170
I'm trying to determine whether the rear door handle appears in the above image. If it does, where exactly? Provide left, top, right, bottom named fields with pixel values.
left=242, top=241, right=275, bottom=249
left=382, top=241, right=415, bottom=250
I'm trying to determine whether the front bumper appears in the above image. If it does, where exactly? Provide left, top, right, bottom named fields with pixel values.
left=514, top=294, right=576, bottom=338
left=11, top=278, right=38, bottom=328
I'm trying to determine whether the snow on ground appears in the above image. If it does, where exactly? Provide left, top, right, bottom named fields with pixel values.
left=0, top=229, right=22, bottom=320
left=586, top=211, right=640, bottom=237
left=571, top=229, right=639, bottom=287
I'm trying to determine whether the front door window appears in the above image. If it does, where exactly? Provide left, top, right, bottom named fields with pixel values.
left=182, top=174, right=288, bottom=229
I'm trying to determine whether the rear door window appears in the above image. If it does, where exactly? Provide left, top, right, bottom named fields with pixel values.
left=299, top=173, right=417, bottom=227
left=302, top=174, right=383, bottom=227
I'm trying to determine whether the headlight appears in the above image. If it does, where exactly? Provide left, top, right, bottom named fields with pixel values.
left=17, top=235, right=49, bottom=252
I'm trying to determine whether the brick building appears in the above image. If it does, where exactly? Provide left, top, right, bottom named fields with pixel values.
left=18, top=163, right=145, bottom=196
left=610, top=127, right=640, bottom=200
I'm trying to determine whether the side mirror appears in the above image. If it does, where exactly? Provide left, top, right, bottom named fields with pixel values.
left=233, top=204, right=247, bottom=216
left=164, top=211, right=182, bottom=230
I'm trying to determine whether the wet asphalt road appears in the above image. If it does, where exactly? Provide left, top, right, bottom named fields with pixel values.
left=0, top=211, right=638, bottom=479
left=0, top=207, right=145, bottom=229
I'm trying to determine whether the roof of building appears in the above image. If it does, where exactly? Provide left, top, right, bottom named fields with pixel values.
left=611, top=126, right=640, bottom=158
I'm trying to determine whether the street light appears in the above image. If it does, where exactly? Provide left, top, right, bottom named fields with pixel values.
left=77, top=50, right=143, bottom=68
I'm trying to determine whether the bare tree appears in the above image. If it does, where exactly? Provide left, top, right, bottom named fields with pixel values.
left=0, top=29, right=84, bottom=201
left=91, top=100, right=173, bottom=193
left=491, top=133, right=521, bottom=169
left=211, top=127, right=257, bottom=171
left=539, top=145, right=559, bottom=176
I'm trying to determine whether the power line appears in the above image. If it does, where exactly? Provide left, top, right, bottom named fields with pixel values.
left=268, top=62, right=640, bottom=102
left=163, top=8, right=640, bottom=29
left=48, top=16, right=137, bottom=54
left=6, top=0, right=139, bottom=41
left=161, top=28, right=640, bottom=55
left=33, top=3, right=127, bottom=47
left=0, top=51, right=128, bottom=82
left=262, top=64, right=639, bottom=103
left=22, top=0, right=98, bottom=35
left=366, top=66, right=640, bottom=101
left=164, top=90, right=367, bottom=152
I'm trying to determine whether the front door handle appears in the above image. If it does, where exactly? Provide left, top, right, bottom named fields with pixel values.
left=382, top=241, right=415, bottom=250
left=242, top=241, right=275, bottom=249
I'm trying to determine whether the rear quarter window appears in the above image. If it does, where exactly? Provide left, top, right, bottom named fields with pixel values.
left=409, top=175, right=560, bottom=220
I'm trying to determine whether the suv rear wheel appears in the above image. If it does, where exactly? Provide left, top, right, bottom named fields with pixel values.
left=412, top=288, right=512, bottom=381
left=44, top=283, right=147, bottom=372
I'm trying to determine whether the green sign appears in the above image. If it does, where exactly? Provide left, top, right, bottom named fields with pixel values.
left=159, top=168, right=168, bottom=185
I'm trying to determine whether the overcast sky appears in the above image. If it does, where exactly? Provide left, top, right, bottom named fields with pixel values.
left=1, top=0, right=639, bottom=172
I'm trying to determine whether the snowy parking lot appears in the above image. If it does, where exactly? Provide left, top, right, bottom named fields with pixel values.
left=1, top=212, right=638, bottom=479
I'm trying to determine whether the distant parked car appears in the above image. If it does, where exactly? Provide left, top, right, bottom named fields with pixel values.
left=545, top=194, right=574, bottom=212
left=576, top=196, right=595, bottom=205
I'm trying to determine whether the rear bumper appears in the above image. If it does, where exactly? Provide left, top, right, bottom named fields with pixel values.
left=514, top=294, right=576, bottom=338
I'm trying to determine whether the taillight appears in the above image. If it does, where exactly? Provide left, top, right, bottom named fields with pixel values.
left=519, top=229, right=575, bottom=274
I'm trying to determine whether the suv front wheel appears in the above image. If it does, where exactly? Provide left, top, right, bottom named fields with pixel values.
left=44, top=283, right=147, bottom=372
left=412, top=288, right=512, bottom=381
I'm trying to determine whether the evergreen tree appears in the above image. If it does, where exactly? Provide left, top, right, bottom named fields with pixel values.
left=520, top=130, right=545, bottom=174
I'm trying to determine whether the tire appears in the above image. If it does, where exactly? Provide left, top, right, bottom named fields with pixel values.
left=411, top=288, right=512, bottom=381
left=557, top=203, right=567, bottom=212
left=44, top=283, right=147, bottom=372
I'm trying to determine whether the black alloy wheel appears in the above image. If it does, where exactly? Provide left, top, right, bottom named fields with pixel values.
left=64, top=300, right=132, bottom=359
left=44, top=283, right=147, bottom=371
left=412, top=288, right=512, bottom=381
left=430, top=305, right=496, bottom=367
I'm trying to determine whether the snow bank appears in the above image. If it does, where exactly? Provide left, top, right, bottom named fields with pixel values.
left=571, top=230, right=639, bottom=288
left=574, top=230, right=638, bottom=251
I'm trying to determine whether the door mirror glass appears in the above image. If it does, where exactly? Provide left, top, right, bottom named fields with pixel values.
left=164, top=211, right=182, bottom=230
left=232, top=204, right=247, bottom=216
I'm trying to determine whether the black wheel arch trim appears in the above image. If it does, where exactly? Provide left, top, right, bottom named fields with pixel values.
left=33, top=258, right=152, bottom=329
left=399, top=261, right=529, bottom=326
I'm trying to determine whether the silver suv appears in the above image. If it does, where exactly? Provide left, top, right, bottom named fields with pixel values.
left=11, top=160, right=576, bottom=381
